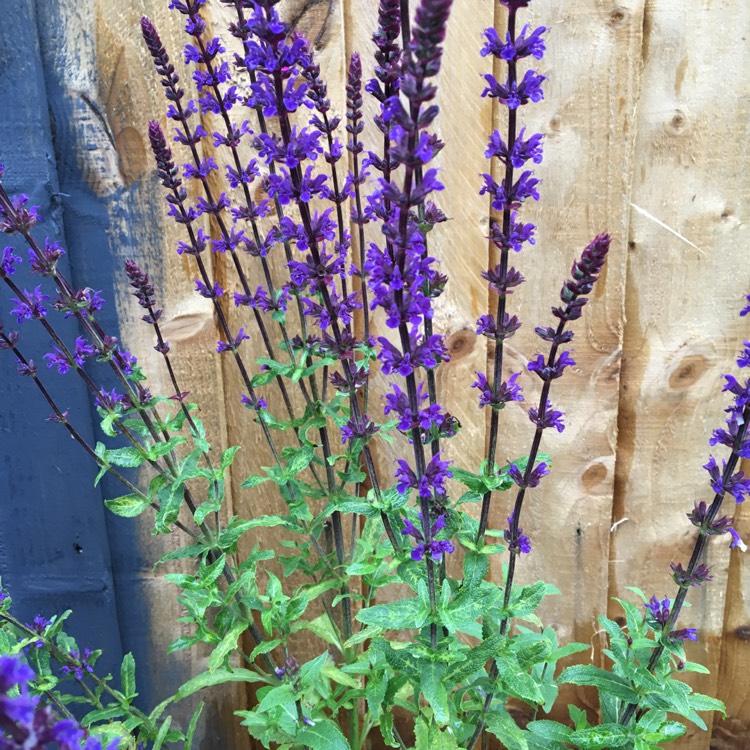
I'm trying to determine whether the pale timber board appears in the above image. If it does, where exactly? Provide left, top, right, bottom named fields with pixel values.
left=343, top=0, right=494, bottom=601
left=476, top=0, right=637, bottom=724
left=609, top=1, right=750, bottom=748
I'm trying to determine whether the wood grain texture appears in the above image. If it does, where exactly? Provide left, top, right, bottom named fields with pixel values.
left=344, top=0, right=495, bottom=591
left=483, top=0, right=639, bottom=724
left=608, top=1, right=750, bottom=748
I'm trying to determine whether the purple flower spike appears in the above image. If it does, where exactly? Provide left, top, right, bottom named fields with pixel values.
left=504, top=512, right=531, bottom=554
left=508, top=461, right=549, bottom=489
left=10, top=287, right=50, bottom=323
left=703, top=455, right=750, bottom=503
left=645, top=595, right=671, bottom=627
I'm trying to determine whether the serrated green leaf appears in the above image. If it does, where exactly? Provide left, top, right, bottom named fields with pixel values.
left=120, top=652, right=136, bottom=701
left=497, top=654, right=545, bottom=705
left=527, top=719, right=572, bottom=743
left=184, top=702, right=204, bottom=750
left=174, top=668, right=262, bottom=702
left=569, top=724, right=630, bottom=749
left=147, top=436, right=186, bottom=461
left=296, top=719, right=351, bottom=750
left=104, top=446, right=146, bottom=468
left=419, top=661, right=449, bottom=726
left=208, top=621, right=248, bottom=671
left=688, top=691, right=726, bottom=716
left=357, top=597, right=430, bottom=630
left=241, top=474, right=270, bottom=489
left=221, top=445, right=241, bottom=471
left=485, top=708, right=528, bottom=750
left=104, top=494, right=150, bottom=518
left=559, top=665, right=638, bottom=704
left=152, top=716, right=172, bottom=750
left=445, top=634, right=503, bottom=684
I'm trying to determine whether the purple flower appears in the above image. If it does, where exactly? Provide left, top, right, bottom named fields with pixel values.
left=94, top=388, right=129, bottom=412
left=686, top=500, right=746, bottom=548
left=195, top=279, right=224, bottom=299
left=472, top=371, right=524, bottom=409
left=0, top=247, right=21, bottom=277
left=0, top=654, right=118, bottom=750
left=504, top=511, right=531, bottom=554
left=670, top=562, right=713, bottom=588
left=0, top=193, right=41, bottom=234
left=703, top=455, right=750, bottom=503
left=485, top=127, right=544, bottom=168
left=488, top=215, right=536, bottom=253
left=395, top=452, right=452, bottom=499
left=482, top=69, right=546, bottom=109
left=241, top=393, right=267, bottom=411
left=528, top=400, right=565, bottom=432
left=10, top=287, right=49, bottom=323
left=668, top=627, right=698, bottom=643
left=527, top=350, right=576, bottom=381
left=60, top=648, right=95, bottom=681
left=216, top=327, right=250, bottom=354
left=402, top=513, right=455, bottom=562
left=508, top=461, right=549, bottom=489
left=340, top=415, right=379, bottom=444
left=645, top=595, right=671, bottom=627
left=481, top=24, right=547, bottom=62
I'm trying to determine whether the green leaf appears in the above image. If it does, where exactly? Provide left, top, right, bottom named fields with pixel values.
left=445, top=634, right=503, bottom=684
left=506, top=581, right=550, bottom=618
left=497, top=653, right=545, bottom=705
left=184, top=702, right=204, bottom=750
left=257, top=684, right=296, bottom=713
left=296, top=719, right=351, bottom=750
left=175, top=668, right=262, bottom=701
left=285, top=446, right=316, bottom=477
left=559, top=665, right=639, bottom=704
left=152, top=716, right=172, bottom=750
left=526, top=720, right=573, bottom=743
left=147, top=436, right=186, bottom=461
left=569, top=724, right=631, bottom=749
left=462, top=551, right=489, bottom=589
left=221, top=445, right=241, bottom=470
left=208, top=621, right=248, bottom=671
left=241, top=474, right=270, bottom=490
left=357, top=597, right=430, bottom=630
left=688, top=692, right=726, bottom=717
left=104, top=494, right=150, bottom=518
left=484, top=708, right=528, bottom=750
left=419, top=661, right=449, bottom=726
left=120, top=652, right=136, bottom=701
left=104, top=446, right=146, bottom=468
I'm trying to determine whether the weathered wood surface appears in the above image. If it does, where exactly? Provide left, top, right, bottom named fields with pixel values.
left=5, top=0, right=749, bottom=747
left=607, top=1, right=750, bottom=748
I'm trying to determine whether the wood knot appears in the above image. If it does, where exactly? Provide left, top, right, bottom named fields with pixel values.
left=667, top=354, right=709, bottom=391
left=582, top=461, right=607, bottom=491
left=115, top=126, right=147, bottom=185
left=668, top=109, right=688, bottom=135
left=609, top=7, right=627, bottom=26
left=446, top=329, right=476, bottom=360
left=735, top=624, right=750, bottom=641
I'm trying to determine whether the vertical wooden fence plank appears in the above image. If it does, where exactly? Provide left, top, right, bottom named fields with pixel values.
left=485, top=0, right=640, bottom=722
left=609, top=1, right=750, bottom=747
left=344, top=0, right=494, bottom=588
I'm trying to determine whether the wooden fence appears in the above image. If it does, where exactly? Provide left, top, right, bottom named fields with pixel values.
left=1, top=0, right=748, bottom=747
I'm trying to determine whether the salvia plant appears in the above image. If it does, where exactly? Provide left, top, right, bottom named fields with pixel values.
left=0, top=0, right=744, bottom=748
